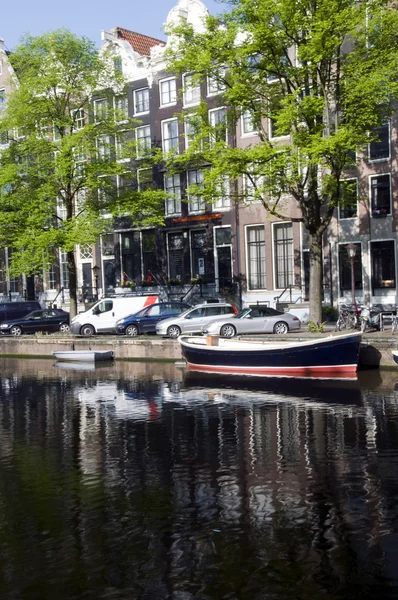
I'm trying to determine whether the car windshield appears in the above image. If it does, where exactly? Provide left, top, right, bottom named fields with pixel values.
left=236, top=308, right=252, bottom=319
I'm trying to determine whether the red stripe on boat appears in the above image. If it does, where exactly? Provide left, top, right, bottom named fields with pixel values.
left=186, top=363, right=357, bottom=377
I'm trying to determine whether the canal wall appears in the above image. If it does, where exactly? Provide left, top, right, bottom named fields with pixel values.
left=0, top=332, right=397, bottom=369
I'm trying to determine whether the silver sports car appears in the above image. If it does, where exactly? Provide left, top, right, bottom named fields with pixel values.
left=203, top=306, right=301, bottom=337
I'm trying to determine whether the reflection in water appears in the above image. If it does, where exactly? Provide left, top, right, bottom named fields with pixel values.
left=0, top=359, right=397, bottom=599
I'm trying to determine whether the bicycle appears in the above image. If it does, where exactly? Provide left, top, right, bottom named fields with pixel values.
left=336, top=304, right=362, bottom=331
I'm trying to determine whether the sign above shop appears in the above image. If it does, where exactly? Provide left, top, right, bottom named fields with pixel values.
left=171, top=213, right=222, bottom=224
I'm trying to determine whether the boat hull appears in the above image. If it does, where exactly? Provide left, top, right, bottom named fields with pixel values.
left=53, top=350, right=114, bottom=362
left=180, top=333, right=361, bottom=377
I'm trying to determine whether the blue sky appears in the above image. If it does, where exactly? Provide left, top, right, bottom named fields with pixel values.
left=2, top=0, right=225, bottom=50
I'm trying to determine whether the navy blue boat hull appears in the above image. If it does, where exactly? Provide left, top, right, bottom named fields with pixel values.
left=180, top=333, right=362, bottom=377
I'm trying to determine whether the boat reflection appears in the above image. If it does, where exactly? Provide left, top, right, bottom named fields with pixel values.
left=53, top=360, right=115, bottom=371
left=181, top=371, right=363, bottom=406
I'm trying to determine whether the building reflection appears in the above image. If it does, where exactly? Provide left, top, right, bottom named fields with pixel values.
left=0, top=360, right=396, bottom=597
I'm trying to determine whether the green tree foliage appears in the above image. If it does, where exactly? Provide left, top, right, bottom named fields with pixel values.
left=0, top=30, right=165, bottom=317
left=166, top=0, right=398, bottom=321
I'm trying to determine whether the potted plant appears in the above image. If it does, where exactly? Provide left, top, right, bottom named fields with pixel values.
left=372, top=207, right=388, bottom=217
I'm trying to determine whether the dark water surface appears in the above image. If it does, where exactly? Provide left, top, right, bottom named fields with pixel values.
left=0, top=359, right=397, bottom=599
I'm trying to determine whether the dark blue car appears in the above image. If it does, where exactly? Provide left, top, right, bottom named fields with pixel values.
left=116, top=302, right=191, bottom=336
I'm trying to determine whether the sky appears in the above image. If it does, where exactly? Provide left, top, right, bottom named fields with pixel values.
left=1, top=0, right=225, bottom=50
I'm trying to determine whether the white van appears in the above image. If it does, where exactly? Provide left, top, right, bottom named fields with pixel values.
left=70, top=295, right=158, bottom=336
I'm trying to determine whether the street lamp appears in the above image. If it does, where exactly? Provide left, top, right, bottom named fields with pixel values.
left=92, top=264, right=100, bottom=300
left=347, top=243, right=357, bottom=309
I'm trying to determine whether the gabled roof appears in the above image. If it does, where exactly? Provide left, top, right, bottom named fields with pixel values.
left=114, top=27, right=165, bottom=56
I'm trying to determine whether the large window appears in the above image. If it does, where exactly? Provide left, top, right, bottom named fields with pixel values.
left=114, top=95, right=128, bottom=122
left=162, top=119, right=179, bottom=153
left=207, top=70, right=226, bottom=96
left=338, top=243, right=363, bottom=291
left=209, top=108, right=227, bottom=146
left=142, top=230, right=157, bottom=280
left=371, top=240, right=395, bottom=290
left=164, top=174, right=181, bottom=216
left=183, top=74, right=200, bottom=106
left=159, top=78, right=177, bottom=107
left=369, top=123, right=389, bottom=161
left=135, top=125, right=151, bottom=158
left=274, top=222, right=294, bottom=289
left=370, top=174, right=390, bottom=216
left=241, top=109, right=257, bottom=136
left=0, top=89, right=6, bottom=113
left=94, top=98, right=108, bottom=122
left=168, top=233, right=184, bottom=281
left=339, top=179, right=358, bottom=219
left=247, top=226, right=265, bottom=290
left=187, top=169, right=205, bottom=213
left=134, top=88, right=149, bottom=115
left=214, top=177, right=231, bottom=210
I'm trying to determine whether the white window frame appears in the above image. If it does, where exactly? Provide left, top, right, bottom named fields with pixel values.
left=208, top=107, right=227, bottom=147
left=135, top=125, right=151, bottom=158
left=272, top=221, right=294, bottom=291
left=207, top=69, right=226, bottom=97
left=116, top=130, right=130, bottom=162
left=187, top=169, right=205, bottom=214
left=159, top=77, right=177, bottom=107
left=245, top=224, right=266, bottom=291
left=94, top=98, right=108, bottom=123
left=114, top=95, right=128, bottom=123
left=137, top=168, right=153, bottom=192
left=213, top=177, right=231, bottom=211
left=134, top=87, right=150, bottom=116
left=338, top=178, right=358, bottom=220
left=241, top=109, right=257, bottom=137
left=368, top=122, right=390, bottom=163
left=0, top=88, right=6, bottom=112
left=183, top=74, right=201, bottom=107
left=164, top=173, right=182, bottom=216
left=72, top=108, right=86, bottom=131
left=162, top=118, right=179, bottom=154
left=369, top=172, right=392, bottom=217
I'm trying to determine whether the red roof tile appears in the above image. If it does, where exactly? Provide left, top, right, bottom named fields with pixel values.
left=115, top=27, right=165, bottom=56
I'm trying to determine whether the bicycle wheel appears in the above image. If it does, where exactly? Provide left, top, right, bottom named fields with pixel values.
left=347, top=314, right=356, bottom=330
left=336, top=316, right=346, bottom=331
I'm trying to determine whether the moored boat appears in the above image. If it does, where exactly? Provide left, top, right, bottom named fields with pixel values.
left=179, top=332, right=362, bottom=377
left=53, top=350, right=114, bottom=362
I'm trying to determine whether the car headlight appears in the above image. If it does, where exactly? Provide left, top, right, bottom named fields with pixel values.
left=0, top=324, right=9, bottom=329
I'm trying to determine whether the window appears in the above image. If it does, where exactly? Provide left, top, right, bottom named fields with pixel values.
left=97, top=300, right=113, bottom=313
left=97, top=135, right=111, bottom=160
left=339, top=179, right=358, bottom=219
left=164, top=173, right=181, bottom=215
left=137, top=169, right=153, bottom=191
left=114, top=95, right=128, bottom=122
left=371, top=174, right=390, bottom=216
left=48, top=264, right=56, bottom=289
left=183, top=74, right=200, bottom=106
left=371, top=240, right=395, bottom=289
left=94, top=98, right=108, bottom=122
left=241, top=109, right=257, bottom=136
left=247, top=226, right=266, bottom=290
left=60, top=251, right=69, bottom=288
left=116, top=131, right=130, bottom=161
left=114, top=56, right=122, bottom=73
left=187, top=169, right=205, bottom=213
left=184, top=115, right=200, bottom=149
left=142, top=230, right=157, bottom=279
left=135, top=125, right=151, bottom=158
left=207, top=70, right=226, bottom=96
left=369, top=123, right=389, bottom=161
left=244, top=166, right=264, bottom=202
left=214, top=177, right=230, bottom=210
left=162, top=119, right=179, bottom=153
left=209, top=108, right=227, bottom=146
left=274, top=222, right=294, bottom=289
left=159, top=78, right=177, bottom=106
left=73, top=108, right=85, bottom=130
left=168, top=233, right=184, bottom=281
left=338, top=243, right=362, bottom=291
left=0, top=89, right=5, bottom=112
left=134, top=88, right=149, bottom=115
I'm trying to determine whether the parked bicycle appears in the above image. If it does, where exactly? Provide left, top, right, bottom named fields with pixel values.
left=336, top=304, right=363, bottom=331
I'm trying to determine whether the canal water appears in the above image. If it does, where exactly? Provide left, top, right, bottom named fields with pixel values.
left=0, top=358, right=397, bottom=600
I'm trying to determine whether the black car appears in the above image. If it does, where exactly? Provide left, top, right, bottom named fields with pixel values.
left=116, top=302, right=191, bottom=336
left=0, top=309, right=70, bottom=336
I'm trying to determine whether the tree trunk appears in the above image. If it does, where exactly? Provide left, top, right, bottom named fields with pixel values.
left=67, top=250, right=78, bottom=319
left=309, top=231, right=323, bottom=324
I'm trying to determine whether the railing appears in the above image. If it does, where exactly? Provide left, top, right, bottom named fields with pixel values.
left=274, top=285, right=293, bottom=309
left=49, top=287, right=64, bottom=308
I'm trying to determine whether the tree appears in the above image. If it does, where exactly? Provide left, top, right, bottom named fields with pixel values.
left=166, top=0, right=398, bottom=322
left=0, top=30, right=165, bottom=317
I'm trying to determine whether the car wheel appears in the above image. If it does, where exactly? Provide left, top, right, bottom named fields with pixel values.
left=167, top=325, right=181, bottom=339
left=220, top=323, right=236, bottom=338
left=10, top=325, right=22, bottom=336
left=80, top=324, right=95, bottom=337
left=59, top=323, right=70, bottom=333
left=126, top=324, right=139, bottom=337
left=273, top=321, right=289, bottom=334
